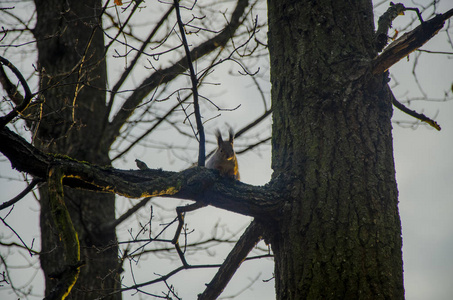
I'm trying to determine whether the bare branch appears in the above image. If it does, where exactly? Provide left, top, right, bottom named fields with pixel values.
left=0, top=126, right=282, bottom=219
left=0, top=56, right=33, bottom=128
left=103, top=0, right=146, bottom=53
left=106, top=0, right=250, bottom=146
left=198, top=220, right=263, bottom=300
left=236, top=136, right=271, bottom=155
left=235, top=108, right=271, bottom=139
left=390, top=88, right=441, bottom=131
left=174, top=0, right=206, bottom=166
left=0, top=178, right=43, bottom=210
left=0, top=241, right=40, bottom=254
left=417, top=48, right=453, bottom=55
left=374, top=2, right=406, bottom=52
left=0, top=212, right=36, bottom=257
left=171, top=201, right=207, bottom=268
left=105, top=263, right=222, bottom=299
left=372, top=8, right=453, bottom=74
left=111, top=93, right=189, bottom=161
left=101, top=5, right=175, bottom=136
left=100, top=197, right=152, bottom=232
left=0, top=63, right=24, bottom=106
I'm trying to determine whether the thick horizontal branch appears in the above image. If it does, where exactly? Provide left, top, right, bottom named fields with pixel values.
left=0, top=127, right=282, bottom=220
left=372, top=8, right=453, bottom=74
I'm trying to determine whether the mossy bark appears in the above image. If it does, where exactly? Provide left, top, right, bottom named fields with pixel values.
left=34, top=0, right=120, bottom=298
left=267, top=0, right=404, bottom=299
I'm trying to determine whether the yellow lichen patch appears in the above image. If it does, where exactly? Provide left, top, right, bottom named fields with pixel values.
left=61, top=271, right=80, bottom=300
left=47, top=166, right=82, bottom=298
left=141, top=186, right=180, bottom=198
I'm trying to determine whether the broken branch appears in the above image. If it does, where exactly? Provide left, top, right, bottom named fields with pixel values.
left=373, top=8, right=453, bottom=74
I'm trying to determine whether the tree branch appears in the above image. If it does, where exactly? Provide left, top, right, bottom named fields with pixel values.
left=372, top=8, right=453, bottom=74
left=390, top=88, right=441, bottom=131
left=374, top=2, right=406, bottom=52
left=174, top=0, right=206, bottom=166
left=236, top=136, right=271, bottom=155
left=0, top=63, right=24, bottom=106
left=235, top=108, right=272, bottom=139
left=101, top=5, right=175, bottom=138
left=0, top=56, right=33, bottom=128
left=171, top=201, right=207, bottom=268
left=111, top=96, right=188, bottom=161
left=109, top=263, right=223, bottom=298
left=0, top=178, right=43, bottom=210
left=106, top=0, right=250, bottom=146
left=0, top=126, right=282, bottom=220
left=198, top=219, right=263, bottom=300
left=100, top=196, right=152, bottom=232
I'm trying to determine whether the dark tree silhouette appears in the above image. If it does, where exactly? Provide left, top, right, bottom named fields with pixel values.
left=0, top=0, right=452, bottom=299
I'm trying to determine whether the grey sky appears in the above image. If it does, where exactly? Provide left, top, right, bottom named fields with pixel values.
left=1, top=1, right=452, bottom=299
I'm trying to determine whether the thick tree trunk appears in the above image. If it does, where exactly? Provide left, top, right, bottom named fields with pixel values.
left=33, top=1, right=120, bottom=298
left=267, top=0, right=404, bottom=299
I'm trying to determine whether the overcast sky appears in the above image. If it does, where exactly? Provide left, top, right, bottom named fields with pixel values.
left=1, top=1, right=452, bottom=299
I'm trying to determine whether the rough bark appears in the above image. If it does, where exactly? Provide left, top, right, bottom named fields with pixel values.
left=0, top=126, right=282, bottom=219
left=267, top=0, right=404, bottom=299
left=2, top=0, right=451, bottom=298
left=33, top=1, right=119, bottom=298
left=44, top=166, right=81, bottom=300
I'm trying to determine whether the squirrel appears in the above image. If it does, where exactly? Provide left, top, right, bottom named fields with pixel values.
left=206, top=129, right=240, bottom=180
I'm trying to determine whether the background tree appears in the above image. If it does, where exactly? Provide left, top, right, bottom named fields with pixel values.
left=1, top=0, right=272, bottom=298
left=1, top=0, right=453, bottom=299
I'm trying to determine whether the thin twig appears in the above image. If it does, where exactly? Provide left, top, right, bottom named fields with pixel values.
left=171, top=202, right=206, bottom=267
left=101, top=5, right=175, bottom=137
left=390, top=88, right=441, bottom=130
left=236, top=137, right=271, bottom=154
left=101, top=263, right=223, bottom=299
left=0, top=211, right=35, bottom=257
left=0, top=178, right=43, bottom=210
left=111, top=92, right=190, bottom=162
left=100, top=197, right=152, bottom=232
left=107, top=0, right=250, bottom=145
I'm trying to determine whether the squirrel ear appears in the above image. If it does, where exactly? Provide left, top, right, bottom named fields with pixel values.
left=215, top=129, right=223, bottom=145
left=228, top=128, right=235, bottom=143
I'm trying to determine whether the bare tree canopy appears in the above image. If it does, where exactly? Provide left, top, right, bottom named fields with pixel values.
left=1, top=0, right=452, bottom=299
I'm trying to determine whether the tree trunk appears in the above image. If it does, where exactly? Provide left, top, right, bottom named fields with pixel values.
left=33, top=0, right=120, bottom=298
left=267, top=0, right=404, bottom=299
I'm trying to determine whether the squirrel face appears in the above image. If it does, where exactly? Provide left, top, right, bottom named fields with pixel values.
left=216, top=131, right=235, bottom=161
